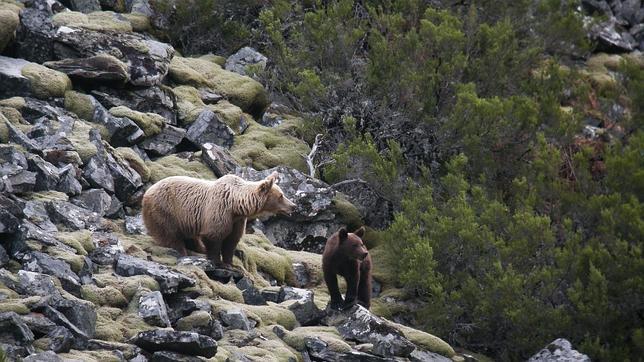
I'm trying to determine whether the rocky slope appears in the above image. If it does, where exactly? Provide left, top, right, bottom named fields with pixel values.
left=0, top=0, right=457, bottom=361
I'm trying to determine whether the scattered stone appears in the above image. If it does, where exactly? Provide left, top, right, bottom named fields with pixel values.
left=140, top=125, right=186, bottom=156
left=87, top=339, right=142, bottom=360
left=56, top=164, right=82, bottom=195
left=219, top=308, right=255, bottom=331
left=28, top=154, right=60, bottom=191
left=23, top=351, right=62, bottom=362
left=115, top=254, right=195, bottom=294
left=71, top=189, right=112, bottom=216
left=224, top=47, right=267, bottom=76
left=186, top=109, right=235, bottom=149
left=200, top=142, right=239, bottom=177
left=130, top=329, right=217, bottom=358
left=176, top=256, right=243, bottom=283
left=0, top=311, right=35, bottom=356
left=0, top=245, right=9, bottom=267
left=21, top=313, right=58, bottom=336
left=16, top=271, right=63, bottom=301
left=138, top=291, right=171, bottom=328
left=235, top=277, right=266, bottom=306
left=91, top=86, right=177, bottom=126
left=279, top=287, right=323, bottom=326
left=45, top=199, right=101, bottom=231
left=150, top=351, right=205, bottom=362
left=125, top=214, right=147, bottom=234
left=292, top=262, right=310, bottom=288
left=260, top=287, right=281, bottom=303
left=41, top=306, right=89, bottom=348
left=45, top=325, right=74, bottom=353
left=528, top=338, right=591, bottom=362
left=21, top=251, right=81, bottom=295
left=176, top=310, right=224, bottom=341
left=409, top=349, right=452, bottom=362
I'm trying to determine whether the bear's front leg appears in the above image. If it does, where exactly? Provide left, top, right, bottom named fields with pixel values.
left=220, top=219, right=246, bottom=269
left=342, top=263, right=360, bottom=310
left=323, top=265, right=343, bottom=310
left=201, top=234, right=223, bottom=266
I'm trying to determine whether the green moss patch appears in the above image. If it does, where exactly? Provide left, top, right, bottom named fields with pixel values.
left=168, top=56, right=268, bottom=115
left=56, top=230, right=94, bottom=255
left=0, top=296, right=40, bottom=314
left=145, top=154, right=215, bottom=183
left=231, top=119, right=310, bottom=172
left=21, top=63, right=71, bottom=99
left=0, top=9, right=18, bottom=53
left=237, top=233, right=294, bottom=286
left=392, top=322, right=455, bottom=357
left=332, top=194, right=363, bottom=230
left=52, top=11, right=133, bottom=32
left=176, top=265, right=244, bottom=303
left=81, top=284, right=128, bottom=307
left=209, top=299, right=297, bottom=330
left=93, top=273, right=160, bottom=301
left=207, top=100, right=248, bottom=134
left=64, top=90, right=95, bottom=121
left=0, top=96, right=25, bottom=109
left=172, top=85, right=205, bottom=124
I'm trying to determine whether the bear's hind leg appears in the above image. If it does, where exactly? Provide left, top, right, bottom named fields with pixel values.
left=201, top=235, right=223, bottom=266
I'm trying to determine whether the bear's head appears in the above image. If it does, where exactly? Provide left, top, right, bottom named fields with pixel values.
left=338, top=226, right=368, bottom=261
left=257, top=171, right=296, bottom=216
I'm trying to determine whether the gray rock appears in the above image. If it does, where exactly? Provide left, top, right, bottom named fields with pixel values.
left=591, top=17, right=637, bottom=52
left=0, top=56, right=36, bottom=98
left=165, top=292, right=212, bottom=324
left=83, top=94, right=145, bottom=146
left=17, top=270, right=63, bottom=300
left=21, top=313, right=58, bottom=336
left=28, top=154, right=61, bottom=191
left=0, top=245, right=8, bottom=267
left=83, top=154, right=115, bottom=192
left=140, top=125, right=186, bottom=156
left=528, top=338, right=591, bottom=362
left=41, top=306, right=89, bottom=348
left=125, top=214, right=147, bottom=234
left=53, top=27, right=174, bottom=87
left=0, top=164, right=37, bottom=194
left=23, top=351, right=62, bottom=362
left=279, top=287, right=323, bottom=326
left=138, top=291, right=171, bottom=328
left=59, top=0, right=101, bottom=13
left=56, top=164, right=82, bottom=195
left=130, top=329, right=217, bottom=358
left=328, top=305, right=415, bottom=358
left=45, top=199, right=101, bottom=231
left=200, top=142, right=239, bottom=177
left=87, top=232, right=123, bottom=266
left=72, top=189, right=113, bottom=216
left=87, top=339, right=142, bottom=360
left=4, top=118, right=41, bottom=152
left=224, top=47, right=267, bottom=76
left=0, top=312, right=35, bottom=355
left=13, top=7, right=57, bottom=64
left=21, top=251, right=81, bottom=295
left=260, top=287, right=281, bottom=303
left=91, top=86, right=177, bottom=126
left=46, top=326, right=74, bottom=353
left=44, top=54, right=129, bottom=83
left=23, top=201, right=58, bottom=233
left=115, top=254, right=195, bottom=294
left=150, top=351, right=205, bottom=362
left=235, top=277, right=266, bottom=305
left=219, top=308, right=255, bottom=331
left=0, top=145, right=28, bottom=168
left=410, top=348, right=452, bottom=362
left=186, top=109, right=235, bottom=149
left=292, top=262, right=310, bottom=288
left=176, top=256, right=243, bottom=283
left=0, top=195, right=22, bottom=234
left=304, top=337, right=388, bottom=361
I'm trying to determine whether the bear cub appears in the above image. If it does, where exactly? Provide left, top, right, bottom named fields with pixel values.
left=322, top=226, right=372, bottom=310
left=142, top=171, right=296, bottom=268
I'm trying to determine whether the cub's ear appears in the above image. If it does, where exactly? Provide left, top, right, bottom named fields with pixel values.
left=353, top=226, right=365, bottom=238
left=338, top=227, right=348, bottom=242
left=258, top=177, right=275, bottom=193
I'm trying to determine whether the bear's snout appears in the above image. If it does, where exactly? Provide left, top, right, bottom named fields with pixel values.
left=359, top=251, right=369, bottom=260
left=281, top=197, right=297, bottom=215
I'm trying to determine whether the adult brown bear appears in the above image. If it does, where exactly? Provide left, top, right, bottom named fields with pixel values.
left=322, top=227, right=372, bottom=310
left=142, top=171, right=296, bottom=268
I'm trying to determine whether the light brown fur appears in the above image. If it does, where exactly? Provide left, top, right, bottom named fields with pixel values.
left=142, top=172, right=295, bottom=267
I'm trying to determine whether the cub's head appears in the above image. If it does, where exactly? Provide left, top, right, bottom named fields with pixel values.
left=338, top=227, right=368, bottom=261
left=257, top=171, right=296, bottom=216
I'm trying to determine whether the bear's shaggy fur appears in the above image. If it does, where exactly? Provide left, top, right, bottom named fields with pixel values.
left=142, top=171, right=295, bottom=267
left=322, top=227, right=372, bottom=310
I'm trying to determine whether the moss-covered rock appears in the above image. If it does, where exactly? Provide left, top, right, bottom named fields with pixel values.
left=172, top=85, right=205, bottom=124
left=176, top=310, right=212, bottom=331
left=146, top=154, right=215, bottom=183
left=47, top=247, right=86, bottom=273
left=59, top=349, right=123, bottom=362
left=115, top=147, right=150, bottom=182
left=0, top=9, right=18, bottom=52
left=66, top=118, right=103, bottom=163
left=21, top=63, right=72, bottom=99
left=52, top=11, right=133, bottom=32
left=109, top=105, right=164, bottom=137
left=0, top=296, right=40, bottom=314
left=237, top=233, right=294, bottom=286
left=231, top=119, right=310, bottom=172
left=168, top=56, right=269, bottom=116
left=0, top=105, right=24, bottom=124
left=207, top=100, right=250, bottom=134
left=0, top=113, right=9, bottom=143
left=56, top=230, right=94, bottom=255
left=209, top=299, right=297, bottom=330
left=332, top=194, right=363, bottom=231
left=279, top=325, right=351, bottom=353
left=81, top=284, right=128, bottom=307
left=64, top=90, right=95, bottom=121
left=199, top=53, right=226, bottom=66
left=587, top=53, right=623, bottom=73
left=0, top=1, right=22, bottom=15
left=94, top=306, right=155, bottom=342
left=93, top=273, right=160, bottom=301
left=392, top=322, right=455, bottom=357
left=122, top=13, right=151, bottom=32
left=176, top=265, right=244, bottom=303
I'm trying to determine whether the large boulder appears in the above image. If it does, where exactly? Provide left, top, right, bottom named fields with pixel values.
left=45, top=54, right=130, bottom=84
left=130, top=330, right=217, bottom=358
left=186, top=108, right=234, bottom=149
left=91, top=86, right=177, bottom=125
left=528, top=338, right=591, bottom=362
left=224, top=47, right=267, bottom=76
left=0, top=55, right=71, bottom=99
left=115, top=254, right=195, bottom=294
left=53, top=26, right=174, bottom=86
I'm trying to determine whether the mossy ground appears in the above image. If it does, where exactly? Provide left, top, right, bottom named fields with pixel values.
left=392, top=321, right=455, bottom=357
left=331, top=194, right=363, bottom=231
left=52, top=11, right=133, bottom=32
left=208, top=298, right=297, bottom=330
left=64, top=90, right=95, bottom=121
left=145, top=154, right=215, bottom=183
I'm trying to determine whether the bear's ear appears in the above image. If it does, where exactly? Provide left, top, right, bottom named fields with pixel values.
left=353, top=226, right=365, bottom=238
left=266, top=171, right=280, bottom=183
left=258, top=178, right=275, bottom=194
left=338, top=227, right=348, bottom=242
